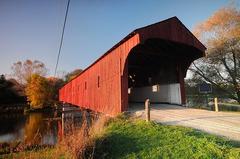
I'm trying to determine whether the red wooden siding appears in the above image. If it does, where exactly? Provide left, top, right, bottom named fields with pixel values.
left=59, top=34, right=140, bottom=116
left=59, top=17, right=206, bottom=116
left=136, top=17, right=205, bottom=52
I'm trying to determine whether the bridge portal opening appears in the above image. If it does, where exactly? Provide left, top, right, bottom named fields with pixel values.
left=126, top=38, right=202, bottom=108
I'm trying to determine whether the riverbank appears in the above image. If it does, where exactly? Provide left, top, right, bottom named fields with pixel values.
left=1, top=114, right=240, bottom=158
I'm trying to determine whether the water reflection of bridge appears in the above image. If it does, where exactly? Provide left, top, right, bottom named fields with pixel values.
left=60, top=104, right=95, bottom=140
left=0, top=106, right=94, bottom=146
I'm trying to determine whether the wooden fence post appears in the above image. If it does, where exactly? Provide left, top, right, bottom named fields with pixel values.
left=214, top=97, right=219, bottom=112
left=62, top=106, right=65, bottom=136
left=145, top=99, right=150, bottom=122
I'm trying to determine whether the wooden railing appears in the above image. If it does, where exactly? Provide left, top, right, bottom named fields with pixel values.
left=0, top=103, right=27, bottom=113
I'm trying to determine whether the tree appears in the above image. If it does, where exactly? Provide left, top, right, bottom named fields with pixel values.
left=47, top=77, right=64, bottom=104
left=190, top=5, right=240, bottom=103
left=25, top=74, right=51, bottom=109
left=0, top=75, right=13, bottom=104
left=0, top=74, right=26, bottom=104
left=11, top=59, right=47, bottom=85
left=25, top=74, right=64, bottom=109
left=64, top=69, right=82, bottom=82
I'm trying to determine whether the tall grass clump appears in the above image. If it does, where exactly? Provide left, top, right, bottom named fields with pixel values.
left=55, top=113, right=109, bottom=159
left=0, top=112, right=109, bottom=159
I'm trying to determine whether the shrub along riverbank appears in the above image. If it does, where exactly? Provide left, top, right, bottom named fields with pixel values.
left=1, top=114, right=240, bottom=159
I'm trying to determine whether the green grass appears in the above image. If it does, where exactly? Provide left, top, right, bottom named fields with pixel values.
left=95, top=115, right=240, bottom=159
left=1, top=115, right=240, bottom=159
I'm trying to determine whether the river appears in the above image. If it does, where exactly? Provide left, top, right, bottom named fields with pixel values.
left=0, top=108, right=93, bottom=145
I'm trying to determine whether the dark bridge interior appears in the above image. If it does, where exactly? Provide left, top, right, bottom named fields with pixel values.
left=127, top=38, right=203, bottom=105
left=127, top=38, right=203, bottom=88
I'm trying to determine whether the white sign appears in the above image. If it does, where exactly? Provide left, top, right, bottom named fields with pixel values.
left=152, top=85, right=160, bottom=92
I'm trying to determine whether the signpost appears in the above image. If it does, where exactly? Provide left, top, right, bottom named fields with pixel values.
left=199, top=83, right=212, bottom=93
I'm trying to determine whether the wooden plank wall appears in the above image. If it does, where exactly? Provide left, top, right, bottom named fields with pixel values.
left=59, top=17, right=206, bottom=116
left=59, top=34, right=140, bottom=116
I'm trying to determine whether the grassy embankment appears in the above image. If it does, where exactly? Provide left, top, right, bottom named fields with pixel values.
left=1, top=114, right=240, bottom=159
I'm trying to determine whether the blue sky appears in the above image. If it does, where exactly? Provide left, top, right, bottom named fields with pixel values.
left=0, top=0, right=232, bottom=77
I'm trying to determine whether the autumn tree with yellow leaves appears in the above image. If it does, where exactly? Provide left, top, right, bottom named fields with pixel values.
left=25, top=74, right=64, bottom=109
left=25, top=74, right=52, bottom=109
left=190, top=4, right=240, bottom=103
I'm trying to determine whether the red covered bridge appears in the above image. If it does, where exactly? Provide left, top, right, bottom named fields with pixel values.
left=59, top=17, right=206, bottom=116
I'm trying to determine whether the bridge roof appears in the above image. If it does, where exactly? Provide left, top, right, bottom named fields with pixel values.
left=66, top=17, right=206, bottom=83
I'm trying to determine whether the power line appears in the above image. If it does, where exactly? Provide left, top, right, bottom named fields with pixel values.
left=54, top=0, right=71, bottom=77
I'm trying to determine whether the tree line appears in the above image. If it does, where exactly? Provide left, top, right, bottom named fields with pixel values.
left=0, top=59, right=82, bottom=110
